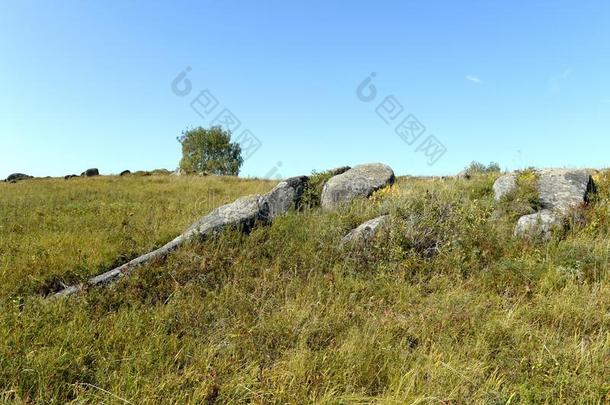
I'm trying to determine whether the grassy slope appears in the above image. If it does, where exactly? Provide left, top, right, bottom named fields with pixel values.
left=1, top=173, right=609, bottom=403
left=0, top=175, right=275, bottom=299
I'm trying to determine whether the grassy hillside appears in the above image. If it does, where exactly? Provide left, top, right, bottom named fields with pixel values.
left=1, top=173, right=609, bottom=403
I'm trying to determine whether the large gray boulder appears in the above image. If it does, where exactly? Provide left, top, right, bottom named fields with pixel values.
left=514, top=210, right=562, bottom=240
left=341, top=215, right=389, bottom=245
left=6, top=173, right=32, bottom=182
left=494, top=169, right=594, bottom=207
left=186, top=176, right=308, bottom=238
left=537, top=169, right=595, bottom=214
left=81, top=168, right=99, bottom=177
left=321, top=163, right=395, bottom=209
left=264, top=176, right=308, bottom=220
left=511, top=169, right=595, bottom=239
left=186, top=194, right=269, bottom=238
left=493, top=173, right=517, bottom=201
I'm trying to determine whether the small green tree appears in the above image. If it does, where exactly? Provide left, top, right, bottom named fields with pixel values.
left=466, top=161, right=501, bottom=174
left=177, top=126, right=243, bottom=175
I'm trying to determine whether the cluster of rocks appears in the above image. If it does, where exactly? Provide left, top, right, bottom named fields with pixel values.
left=3, top=167, right=206, bottom=183
left=4, top=168, right=102, bottom=182
left=321, top=164, right=394, bottom=245
left=54, top=163, right=395, bottom=297
left=53, top=163, right=600, bottom=297
left=64, top=168, right=100, bottom=180
left=63, top=169, right=100, bottom=179
left=336, top=167, right=598, bottom=245
left=493, top=169, right=596, bottom=239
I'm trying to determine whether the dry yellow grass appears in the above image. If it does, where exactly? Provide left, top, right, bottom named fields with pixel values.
left=0, top=172, right=609, bottom=403
left=0, top=174, right=275, bottom=299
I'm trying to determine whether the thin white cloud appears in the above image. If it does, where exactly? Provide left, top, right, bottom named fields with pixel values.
left=466, top=75, right=482, bottom=84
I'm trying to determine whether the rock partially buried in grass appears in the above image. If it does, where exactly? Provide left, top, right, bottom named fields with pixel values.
left=5, top=173, right=33, bottom=182
left=81, top=168, right=99, bottom=177
left=321, top=163, right=395, bottom=209
left=119, top=170, right=131, bottom=176
left=537, top=169, right=595, bottom=215
left=185, top=194, right=270, bottom=238
left=57, top=194, right=272, bottom=297
left=264, top=176, right=308, bottom=220
left=64, top=174, right=78, bottom=180
left=341, top=215, right=389, bottom=245
left=508, top=169, right=596, bottom=239
left=514, top=210, right=561, bottom=240
left=493, top=173, right=517, bottom=201
left=53, top=176, right=309, bottom=298
left=186, top=176, right=309, bottom=237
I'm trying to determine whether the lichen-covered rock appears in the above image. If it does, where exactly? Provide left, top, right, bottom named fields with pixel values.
left=497, top=169, right=596, bottom=240
left=514, top=210, right=562, bottom=240
left=263, top=176, right=308, bottom=220
left=185, top=194, right=269, bottom=238
left=493, top=173, right=517, bottom=201
left=185, top=176, right=309, bottom=239
left=537, top=169, right=595, bottom=214
left=341, top=215, right=389, bottom=245
left=321, top=163, right=395, bottom=209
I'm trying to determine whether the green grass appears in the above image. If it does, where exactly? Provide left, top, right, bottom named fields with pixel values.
left=0, top=175, right=275, bottom=298
left=1, top=173, right=609, bottom=403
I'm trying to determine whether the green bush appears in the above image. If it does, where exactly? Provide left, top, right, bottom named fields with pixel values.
left=177, top=126, right=243, bottom=175
left=465, top=161, right=502, bottom=175
left=300, top=169, right=338, bottom=208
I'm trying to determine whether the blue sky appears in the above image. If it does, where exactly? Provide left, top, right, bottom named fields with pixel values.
left=1, top=0, right=609, bottom=179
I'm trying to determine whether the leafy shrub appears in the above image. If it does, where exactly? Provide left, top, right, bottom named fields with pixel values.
left=177, top=126, right=243, bottom=175
left=465, top=161, right=501, bottom=175
left=301, top=169, right=337, bottom=208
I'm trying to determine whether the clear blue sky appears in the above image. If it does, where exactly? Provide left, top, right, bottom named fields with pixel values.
left=1, top=0, right=609, bottom=179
